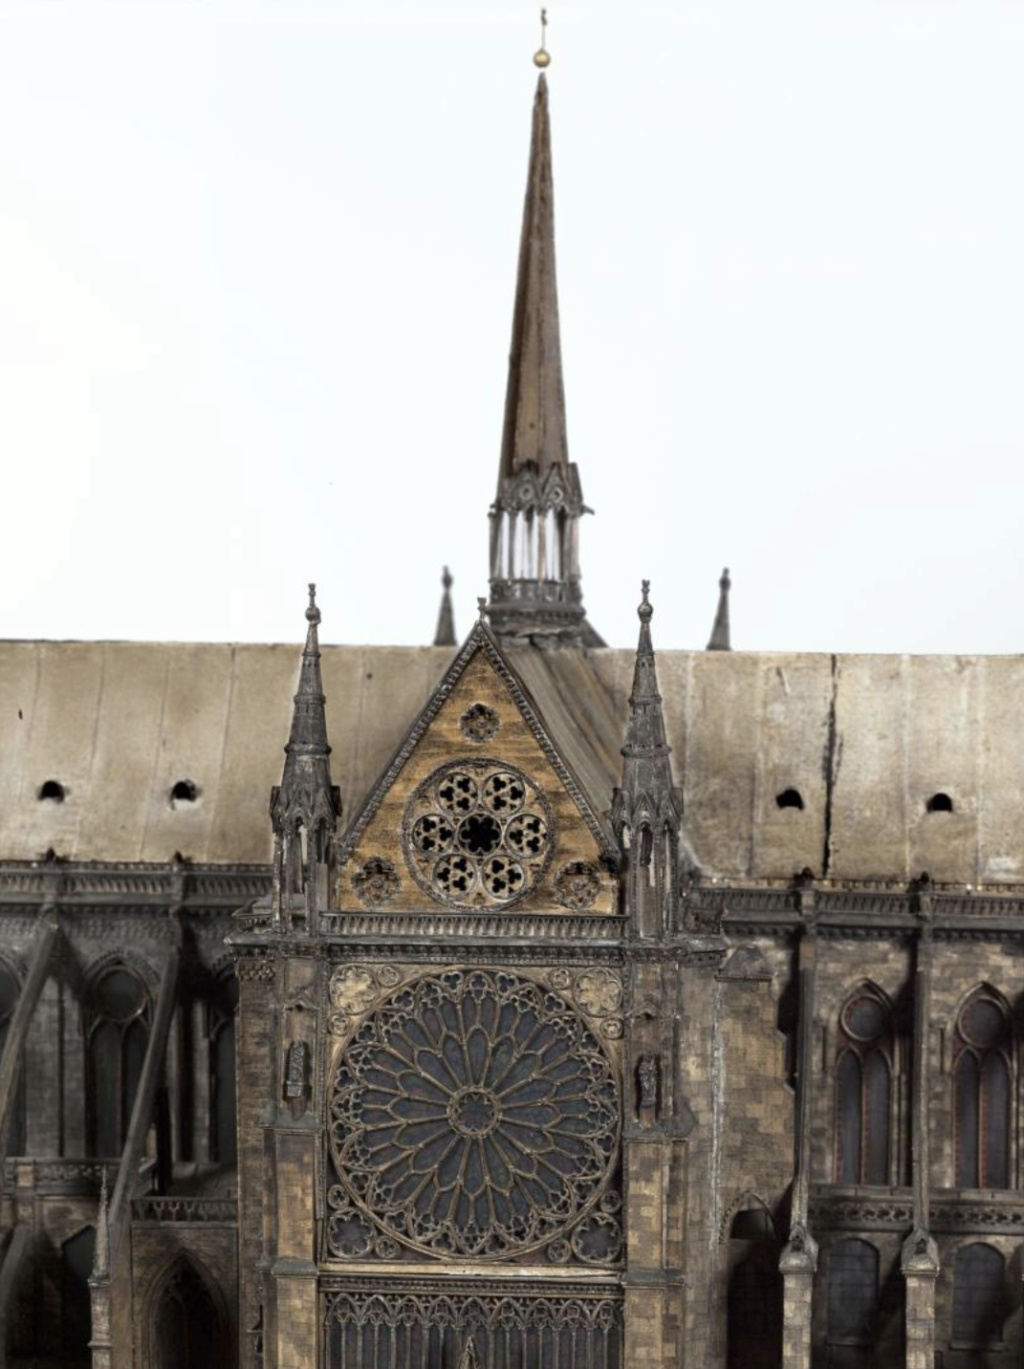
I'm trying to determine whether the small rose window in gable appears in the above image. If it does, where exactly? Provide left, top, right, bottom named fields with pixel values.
left=459, top=702, right=500, bottom=744
left=403, top=759, right=553, bottom=909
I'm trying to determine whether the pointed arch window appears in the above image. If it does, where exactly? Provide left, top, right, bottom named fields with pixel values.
left=0, top=961, right=25, bottom=1154
left=208, top=971, right=238, bottom=1166
left=86, top=964, right=150, bottom=1157
left=835, top=988, right=893, bottom=1185
left=954, top=990, right=1010, bottom=1189
left=150, top=1258, right=227, bottom=1369
left=725, top=1199, right=782, bottom=1369
left=827, top=1238, right=879, bottom=1346
left=952, top=1243, right=1007, bottom=1347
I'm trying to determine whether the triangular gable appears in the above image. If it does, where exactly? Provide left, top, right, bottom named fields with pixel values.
left=336, top=623, right=619, bottom=917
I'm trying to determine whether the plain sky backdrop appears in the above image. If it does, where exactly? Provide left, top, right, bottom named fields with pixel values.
left=2, top=0, right=1022, bottom=653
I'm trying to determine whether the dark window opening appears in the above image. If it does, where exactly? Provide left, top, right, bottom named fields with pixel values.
left=926, top=792, right=953, bottom=813
left=170, top=779, right=199, bottom=807
left=38, top=779, right=66, bottom=802
left=727, top=1246, right=782, bottom=1369
left=828, top=1239, right=879, bottom=1346
left=775, top=788, right=804, bottom=810
left=62, top=1227, right=96, bottom=1362
left=0, top=963, right=25, bottom=1154
left=954, top=992, right=1010, bottom=1189
left=209, top=972, right=238, bottom=1166
left=836, top=989, right=893, bottom=1186
left=730, top=1206, right=775, bottom=1241
left=86, top=964, right=150, bottom=1157
left=952, top=1244, right=1006, bottom=1347
left=153, top=1262, right=225, bottom=1369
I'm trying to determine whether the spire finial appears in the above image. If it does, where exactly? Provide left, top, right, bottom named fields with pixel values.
left=706, top=566, right=732, bottom=652
left=611, top=577, right=681, bottom=850
left=477, top=596, right=488, bottom=621
left=433, top=567, right=457, bottom=647
left=533, top=9, right=550, bottom=68
left=639, top=579, right=652, bottom=624
left=270, top=585, right=339, bottom=849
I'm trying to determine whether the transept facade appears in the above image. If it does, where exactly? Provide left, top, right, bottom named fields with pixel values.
left=0, top=64, right=1020, bottom=1369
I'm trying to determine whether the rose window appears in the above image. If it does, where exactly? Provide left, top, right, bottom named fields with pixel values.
left=404, top=761, right=553, bottom=908
left=328, top=969, right=619, bottom=1260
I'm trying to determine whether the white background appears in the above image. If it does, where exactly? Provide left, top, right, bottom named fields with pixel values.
left=2, top=0, right=1022, bottom=652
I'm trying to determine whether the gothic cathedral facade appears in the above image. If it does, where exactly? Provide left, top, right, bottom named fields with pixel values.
left=0, top=69, right=1022, bottom=1369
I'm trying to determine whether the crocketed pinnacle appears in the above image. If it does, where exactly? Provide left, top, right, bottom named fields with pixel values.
left=611, top=581, right=681, bottom=834
left=271, top=584, right=339, bottom=837
left=433, top=567, right=457, bottom=647
left=706, top=567, right=731, bottom=651
left=498, top=73, right=570, bottom=490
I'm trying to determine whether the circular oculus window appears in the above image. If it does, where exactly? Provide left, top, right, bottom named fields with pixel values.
left=960, top=997, right=1005, bottom=1049
left=842, top=996, right=886, bottom=1043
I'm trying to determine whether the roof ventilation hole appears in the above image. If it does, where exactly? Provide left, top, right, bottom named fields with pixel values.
left=776, top=788, right=804, bottom=811
left=170, top=779, right=200, bottom=809
left=926, top=792, right=953, bottom=814
left=38, top=780, right=66, bottom=803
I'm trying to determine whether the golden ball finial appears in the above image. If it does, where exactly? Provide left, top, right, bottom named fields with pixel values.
left=533, top=8, right=550, bottom=68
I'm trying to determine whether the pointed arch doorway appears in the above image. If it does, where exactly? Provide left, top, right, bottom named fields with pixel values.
left=149, top=1257, right=229, bottom=1369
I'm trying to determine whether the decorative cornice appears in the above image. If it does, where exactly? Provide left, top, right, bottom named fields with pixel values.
left=132, top=1196, right=236, bottom=1224
left=810, top=1187, right=1024, bottom=1236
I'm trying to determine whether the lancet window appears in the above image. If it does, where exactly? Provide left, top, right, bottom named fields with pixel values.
left=835, top=986, right=893, bottom=1186
left=827, top=1238, right=879, bottom=1347
left=0, top=961, right=25, bottom=1154
left=951, top=1243, right=1007, bottom=1347
left=208, top=971, right=238, bottom=1165
left=954, top=989, right=1011, bottom=1189
left=86, top=963, right=150, bottom=1156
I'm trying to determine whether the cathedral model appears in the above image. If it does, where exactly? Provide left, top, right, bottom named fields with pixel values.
left=0, top=51, right=1021, bottom=1369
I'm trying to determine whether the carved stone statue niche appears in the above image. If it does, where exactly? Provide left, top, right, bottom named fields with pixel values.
left=284, top=1040, right=310, bottom=1116
left=636, top=1053, right=660, bottom=1125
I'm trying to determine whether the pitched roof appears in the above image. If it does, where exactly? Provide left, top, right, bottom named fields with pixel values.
left=3, top=639, right=1024, bottom=887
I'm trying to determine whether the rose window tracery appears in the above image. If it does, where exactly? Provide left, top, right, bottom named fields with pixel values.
left=328, top=969, right=619, bottom=1260
left=404, top=761, right=553, bottom=908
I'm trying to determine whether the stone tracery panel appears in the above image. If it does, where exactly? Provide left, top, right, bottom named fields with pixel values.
left=324, top=1286, right=622, bottom=1369
left=327, top=969, right=619, bottom=1262
left=403, top=761, right=553, bottom=910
